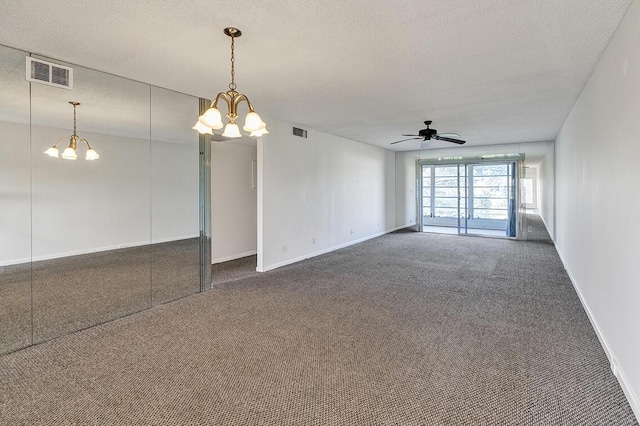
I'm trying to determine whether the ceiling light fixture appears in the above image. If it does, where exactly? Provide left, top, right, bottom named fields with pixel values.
left=193, top=27, right=268, bottom=138
left=44, top=101, right=99, bottom=160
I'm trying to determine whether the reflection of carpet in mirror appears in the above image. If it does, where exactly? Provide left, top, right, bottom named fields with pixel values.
left=522, top=213, right=554, bottom=243
left=0, top=263, right=32, bottom=354
left=152, top=238, right=200, bottom=305
left=0, top=238, right=199, bottom=353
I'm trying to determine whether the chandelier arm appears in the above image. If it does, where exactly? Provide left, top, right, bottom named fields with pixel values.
left=79, top=138, right=92, bottom=149
left=54, top=137, right=67, bottom=147
left=231, top=94, right=255, bottom=116
left=232, top=94, right=256, bottom=113
left=212, top=92, right=232, bottom=108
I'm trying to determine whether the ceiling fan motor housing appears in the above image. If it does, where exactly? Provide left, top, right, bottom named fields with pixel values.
left=419, top=127, right=437, bottom=139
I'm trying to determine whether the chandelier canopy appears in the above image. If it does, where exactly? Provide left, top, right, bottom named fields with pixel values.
left=193, top=27, right=268, bottom=138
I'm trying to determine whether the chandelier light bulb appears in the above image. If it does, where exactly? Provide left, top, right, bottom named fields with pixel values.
left=44, top=146, right=59, bottom=157
left=243, top=112, right=263, bottom=132
left=250, top=120, right=268, bottom=137
left=192, top=120, right=214, bottom=135
left=85, top=148, right=100, bottom=161
left=222, top=122, right=242, bottom=138
left=61, top=146, right=78, bottom=160
left=199, top=107, right=223, bottom=129
left=250, top=126, right=269, bottom=138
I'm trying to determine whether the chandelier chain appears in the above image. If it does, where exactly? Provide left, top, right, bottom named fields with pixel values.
left=73, top=103, right=77, bottom=135
left=229, top=35, right=236, bottom=91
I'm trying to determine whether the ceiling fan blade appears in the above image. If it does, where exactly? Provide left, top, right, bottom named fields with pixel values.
left=401, top=134, right=420, bottom=137
left=390, top=137, right=422, bottom=145
left=434, top=135, right=466, bottom=145
left=437, top=133, right=460, bottom=138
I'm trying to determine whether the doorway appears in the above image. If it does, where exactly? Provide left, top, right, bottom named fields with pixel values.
left=420, top=161, right=519, bottom=238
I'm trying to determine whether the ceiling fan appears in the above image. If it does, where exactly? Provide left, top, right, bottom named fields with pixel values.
left=391, top=121, right=466, bottom=145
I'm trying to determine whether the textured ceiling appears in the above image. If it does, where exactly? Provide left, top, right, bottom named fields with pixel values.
left=0, top=0, right=632, bottom=153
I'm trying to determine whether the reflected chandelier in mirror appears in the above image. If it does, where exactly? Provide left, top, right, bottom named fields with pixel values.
left=44, top=101, right=99, bottom=160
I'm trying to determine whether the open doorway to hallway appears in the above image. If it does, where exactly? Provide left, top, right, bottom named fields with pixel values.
left=211, top=138, right=258, bottom=282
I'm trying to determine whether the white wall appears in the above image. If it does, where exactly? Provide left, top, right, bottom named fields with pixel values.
left=30, top=127, right=151, bottom=261
left=523, top=166, right=538, bottom=211
left=0, top=46, right=32, bottom=265
left=151, top=140, right=199, bottom=242
left=150, top=86, right=200, bottom=244
left=384, top=152, right=397, bottom=231
left=0, top=122, right=31, bottom=264
left=537, top=146, right=555, bottom=238
left=395, top=151, right=419, bottom=229
left=211, top=140, right=258, bottom=263
left=257, top=117, right=395, bottom=272
left=554, top=0, right=639, bottom=418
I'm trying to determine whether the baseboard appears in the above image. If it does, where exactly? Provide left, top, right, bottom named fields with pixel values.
left=212, top=251, right=257, bottom=264
left=0, top=234, right=199, bottom=267
left=539, top=214, right=555, bottom=243
left=556, top=247, right=640, bottom=421
left=151, top=235, right=199, bottom=245
left=0, top=257, right=31, bottom=267
left=257, top=229, right=401, bottom=273
left=387, top=224, right=417, bottom=233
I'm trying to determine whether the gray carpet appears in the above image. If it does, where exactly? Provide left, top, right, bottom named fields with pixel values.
left=0, top=219, right=637, bottom=425
left=211, top=255, right=259, bottom=286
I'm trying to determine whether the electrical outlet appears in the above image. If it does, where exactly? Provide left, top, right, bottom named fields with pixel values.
left=282, top=244, right=287, bottom=252
left=528, top=226, right=533, bottom=233
left=312, top=238, right=316, bottom=244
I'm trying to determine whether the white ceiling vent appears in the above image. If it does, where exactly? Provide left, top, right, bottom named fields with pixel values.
left=26, top=57, right=73, bottom=90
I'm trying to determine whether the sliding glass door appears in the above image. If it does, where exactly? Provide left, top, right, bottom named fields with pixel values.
left=422, top=165, right=465, bottom=233
left=421, top=161, right=518, bottom=238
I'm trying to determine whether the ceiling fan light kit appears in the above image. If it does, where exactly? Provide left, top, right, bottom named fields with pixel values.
left=193, top=27, right=268, bottom=138
left=391, top=121, right=465, bottom=146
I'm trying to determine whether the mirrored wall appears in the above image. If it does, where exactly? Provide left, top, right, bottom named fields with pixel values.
left=0, top=44, right=203, bottom=353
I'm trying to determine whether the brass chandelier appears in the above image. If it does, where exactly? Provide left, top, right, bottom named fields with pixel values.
left=193, top=27, right=268, bottom=138
left=44, top=101, right=99, bottom=160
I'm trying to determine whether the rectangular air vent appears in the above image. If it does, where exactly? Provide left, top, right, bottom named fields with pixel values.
left=293, top=127, right=307, bottom=138
left=26, top=57, right=73, bottom=90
